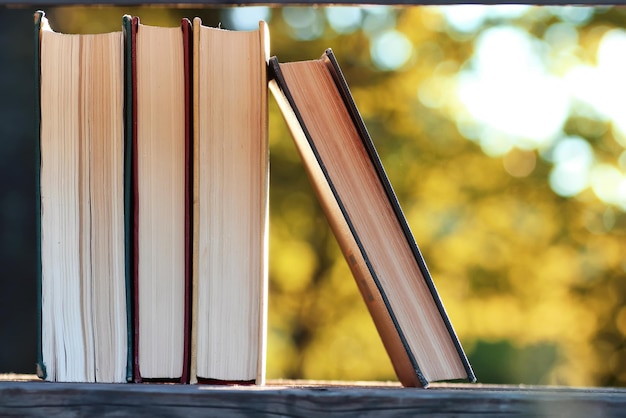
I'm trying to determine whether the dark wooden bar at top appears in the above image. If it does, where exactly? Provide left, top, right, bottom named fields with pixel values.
left=3, top=0, right=626, bottom=5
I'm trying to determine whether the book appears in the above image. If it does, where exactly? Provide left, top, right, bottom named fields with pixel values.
left=128, top=16, right=192, bottom=383
left=35, top=11, right=268, bottom=385
left=268, top=49, right=476, bottom=387
left=190, top=18, right=269, bottom=385
left=35, top=11, right=129, bottom=383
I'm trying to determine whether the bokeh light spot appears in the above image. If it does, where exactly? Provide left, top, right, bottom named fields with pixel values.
left=370, top=30, right=413, bottom=71
left=548, top=136, right=593, bottom=197
left=325, top=7, right=362, bottom=34
left=224, top=6, right=270, bottom=31
left=282, top=7, right=324, bottom=40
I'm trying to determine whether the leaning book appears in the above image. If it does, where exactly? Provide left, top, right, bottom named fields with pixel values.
left=268, top=49, right=476, bottom=387
left=35, top=11, right=129, bottom=383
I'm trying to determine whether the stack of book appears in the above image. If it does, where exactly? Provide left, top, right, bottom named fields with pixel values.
left=35, top=11, right=475, bottom=387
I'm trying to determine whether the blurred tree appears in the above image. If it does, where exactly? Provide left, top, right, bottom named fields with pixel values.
left=267, top=5, right=626, bottom=387
left=6, top=4, right=625, bottom=387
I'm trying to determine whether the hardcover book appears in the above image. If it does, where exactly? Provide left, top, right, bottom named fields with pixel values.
left=128, top=16, right=192, bottom=383
left=35, top=10, right=129, bottom=383
left=268, top=49, right=476, bottom=387
left=190, top=18, right=269, bottom=385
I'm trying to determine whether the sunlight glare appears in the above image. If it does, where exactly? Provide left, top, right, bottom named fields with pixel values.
left=457, top=26, right=569, bottom=154
left=548, top=136, right=593, bottom=197
left=547, top=6, right=594, bottom=26
left=595, top=29, right=626, bottom=138
left=440, top=5, right=530, bottom=34
left=590, top=164, right=626, bottom=209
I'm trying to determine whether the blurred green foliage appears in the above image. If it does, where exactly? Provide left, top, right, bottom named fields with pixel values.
left=40, top=5, right=626, bottom=387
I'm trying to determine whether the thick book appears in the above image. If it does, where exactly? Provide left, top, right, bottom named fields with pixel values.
left=35, top=11, right=129, bottom=383
left=268, top=50, right=476, bottom=387
left=190, top=18, right=269, bottom=385
left=128, top=16, right=192, bottom=383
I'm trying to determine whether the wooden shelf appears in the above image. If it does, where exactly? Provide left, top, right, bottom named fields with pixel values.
left=2, top=380, right=626, bottom=417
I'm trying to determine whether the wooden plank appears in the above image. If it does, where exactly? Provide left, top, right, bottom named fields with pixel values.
left=4, top=0, right=626, bottom=5
left=2, top=381, right=626, bottom=417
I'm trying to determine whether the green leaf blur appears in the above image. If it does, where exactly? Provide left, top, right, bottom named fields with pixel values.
left=50, top=5, right=626, bottom=386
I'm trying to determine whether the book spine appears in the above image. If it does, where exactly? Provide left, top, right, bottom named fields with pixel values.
left=181, top=17, right=192, bottom=385
left=129, top=15, right=141, bottom=384
left=122, top=14, right=134, bottom=384
left=189, top=16, right=200, bottom=386
left=33, top=9, right=46, bottom=381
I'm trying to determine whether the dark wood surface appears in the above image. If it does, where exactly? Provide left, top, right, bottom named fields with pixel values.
left=2, top=379, right=626, bottom=417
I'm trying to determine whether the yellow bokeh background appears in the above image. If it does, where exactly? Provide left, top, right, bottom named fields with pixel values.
left=46, top=5, right=626, bottom=387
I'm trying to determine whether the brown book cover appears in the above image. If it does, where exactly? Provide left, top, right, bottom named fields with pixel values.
left=129, top=16, right=192, bottom=384
left=268, top=49, right=476, bottom=387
